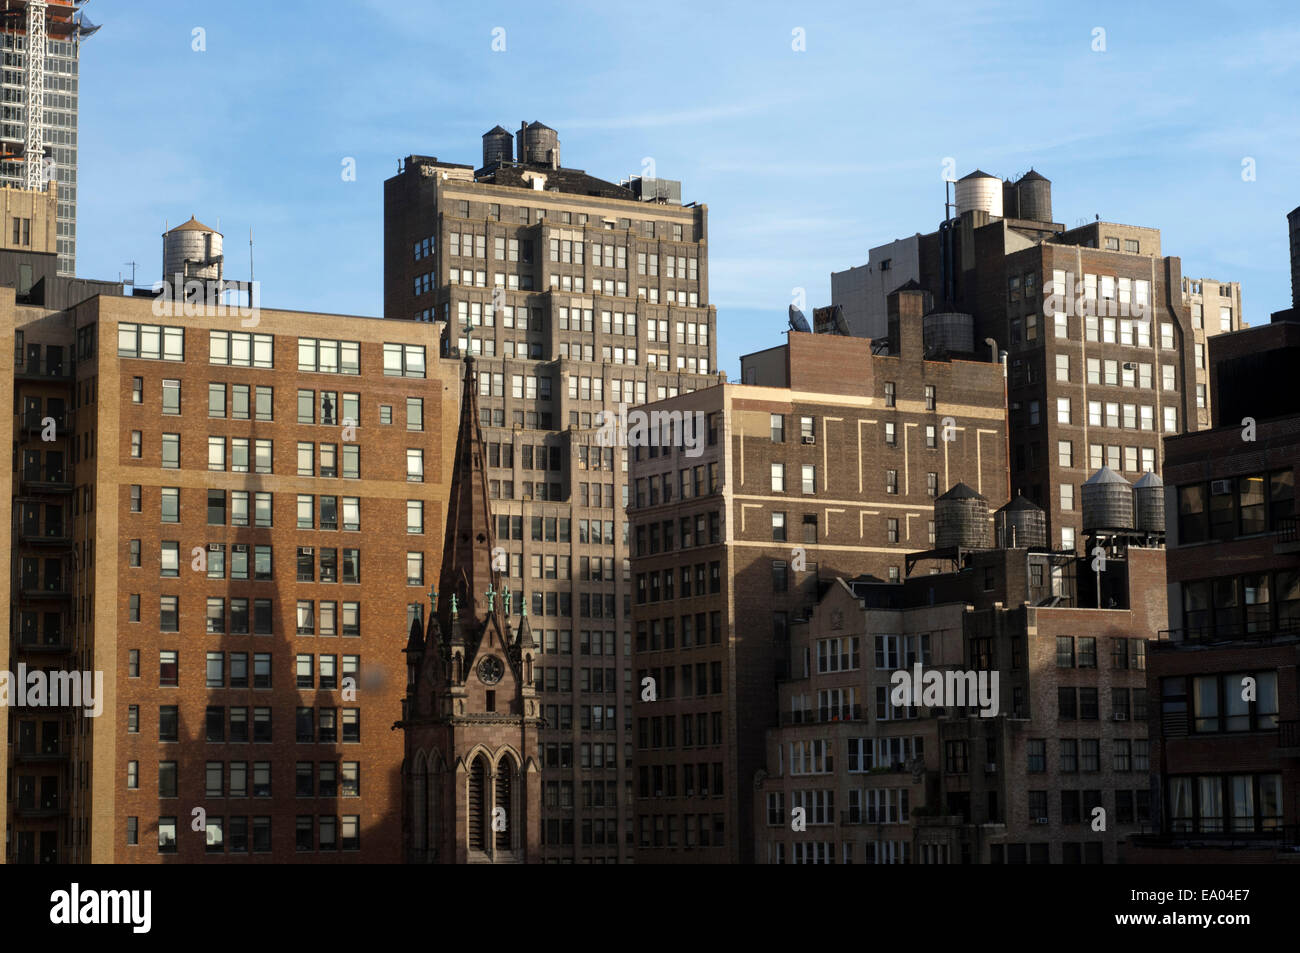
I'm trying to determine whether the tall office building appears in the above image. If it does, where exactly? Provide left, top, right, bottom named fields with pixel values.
left=0, top=1, right=100, bottom=276
left=628, top=318, right=1008, bottom=862
left=829, top=169, right=1243, bottom=551
left=384, top=124, right=716, bottom=861
left=4, top=225, right=456, bottom=860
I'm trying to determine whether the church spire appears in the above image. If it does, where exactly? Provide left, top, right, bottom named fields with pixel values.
left=439, top=356, right=502, bottom=631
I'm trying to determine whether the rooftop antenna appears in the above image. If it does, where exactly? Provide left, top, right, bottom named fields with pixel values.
left=122, top=261, right=137, bottom=287
left=249, top=227, right=255, bottom=310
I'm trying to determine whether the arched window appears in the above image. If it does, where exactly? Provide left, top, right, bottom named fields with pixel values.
left=495, top=758, right=514, bottom=851
left=425, top=755, right=439, bottom=859
left=411, top=755, right=427, bottom=853
left=468, top=755, right=489, bottom=851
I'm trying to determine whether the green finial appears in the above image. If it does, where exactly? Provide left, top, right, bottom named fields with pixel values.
left=503, top=587, right=513, bottom=615
left=428, top=585, right=438, bottom=612
left=450, top=593, right=458, bottom=618
left=521, top=596, right=528, bottom=618
left=485, top=584, right=496, bottom=611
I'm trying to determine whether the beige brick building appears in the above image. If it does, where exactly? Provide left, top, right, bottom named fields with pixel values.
left=754, top=541, right=1166, bottom=864
left=384, top=125, right=716, bottom=860
left=629, top=312, right=1009, bottom=862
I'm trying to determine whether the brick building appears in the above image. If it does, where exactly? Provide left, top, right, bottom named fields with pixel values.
left=628, top=316, right=1008, bottom=862
left=384, top=124, right=716, bottom=861
left=4, top=181, right=122, bottom=864
left=1129, top=208, right=1300, bottom=863
left=4, top=279, right=456, bottom=862
left=753, top=520, right=1166, bottom=864
left=829, top=169, right=1243, bottom=551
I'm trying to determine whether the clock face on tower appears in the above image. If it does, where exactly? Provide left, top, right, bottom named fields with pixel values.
left=476, top=655, right=504, bottom=685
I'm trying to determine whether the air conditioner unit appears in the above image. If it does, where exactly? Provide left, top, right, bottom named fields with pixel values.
left=984, top=762, right=997, bottom=773
left=1034, top=817, right=1050, bottom=825
left=1113, top=712, right=1128, bottom=721
left=802, top=435, right=816, bottom=445
left=1211, top=479, right=1234, bottom=495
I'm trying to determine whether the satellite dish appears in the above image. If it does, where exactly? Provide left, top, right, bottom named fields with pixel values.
left=788, top=306, right=811, bottom=333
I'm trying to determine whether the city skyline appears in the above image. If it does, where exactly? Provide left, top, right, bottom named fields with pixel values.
left=2, top=0, right=1299, bottom=886
left=72, top=0, right=1300, bottom=378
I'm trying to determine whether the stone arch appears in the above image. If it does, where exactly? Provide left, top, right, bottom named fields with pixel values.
left=461, top=743, right=495, bottom=771
left=493, top=745, right=522, bottom=773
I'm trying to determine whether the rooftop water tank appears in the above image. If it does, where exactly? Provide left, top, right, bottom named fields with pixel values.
left=163, top=216, right=222, bottom=284
left=995, top=494, right=1047, bottom=548
left=935, top=483, right=990, bottom=549
left=955, top=170, right=1003, bottom=218
left=519, top=121, right=560, bottom=167
left=1081, top=467, right=1134, bottom=533
left=1015, top=169, right=1053, bottom=223
left=1132, top=471, right=1165, bottom=533
left=482, top=125, right=513, bottom=168
left=923, top=310, right=975, bottom=355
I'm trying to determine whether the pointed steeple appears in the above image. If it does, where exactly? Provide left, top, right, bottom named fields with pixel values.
left=439, top=356, right=503, bottom=632
left=405, top=614, right=424, bottom=655
left=515, top=607, right=536, bottom=652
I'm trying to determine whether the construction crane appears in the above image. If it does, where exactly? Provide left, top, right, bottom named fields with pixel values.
left=0, top=1, right=99, bottom=186
left=24, top=0, right=44, bottom=189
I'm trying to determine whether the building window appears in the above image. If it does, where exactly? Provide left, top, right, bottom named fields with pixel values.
left=1056, top=637, right=1075, bottom=668
left=161, top=380, right=181, bottom=415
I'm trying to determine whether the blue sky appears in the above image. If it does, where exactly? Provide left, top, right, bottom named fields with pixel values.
left=77, top=0, right=1299, bottom=377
